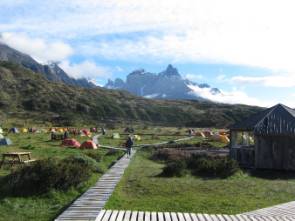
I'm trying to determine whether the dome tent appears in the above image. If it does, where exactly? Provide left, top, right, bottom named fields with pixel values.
left=0, top=138, right=12, bottom=146
left=112, top=133, right=120, bottom=139
left=21, top=128, right=28, bottom=133
left=80, top=140, right=97, bottom=149
left=62, top=139, right=81, bottom=148
left=9, top=128, right=19, bottom=133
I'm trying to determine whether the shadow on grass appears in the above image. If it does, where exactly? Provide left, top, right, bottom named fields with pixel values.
left=247, top=169, right=295, bottom=180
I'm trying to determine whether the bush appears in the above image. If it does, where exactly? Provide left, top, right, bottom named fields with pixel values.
left=85, top=151, right=102, bottom=162
left=1, top=155, right=99, bottom=196
left=187, top=155, right=239, bottom=178
left=151, top=148, right=190, bottom=162
left=106, top=149, right=119, bottom=156
left=160, top=160, right=186, bottom=177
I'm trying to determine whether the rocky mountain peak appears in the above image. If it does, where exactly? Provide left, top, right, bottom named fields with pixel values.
left=159, top=64, right=181, bottom=77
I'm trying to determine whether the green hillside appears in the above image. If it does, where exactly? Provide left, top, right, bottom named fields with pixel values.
left=0, top=61, right=262, bottom=127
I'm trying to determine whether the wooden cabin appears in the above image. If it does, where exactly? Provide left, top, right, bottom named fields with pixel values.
left=230, top=104, right=295, bottom=170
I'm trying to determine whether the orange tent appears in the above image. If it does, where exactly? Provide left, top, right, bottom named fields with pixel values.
left=82, top=129, right=91, bottom=137
left=62, top=138, right=81, bottom=148
left=80, top=140, right=97, bottom=149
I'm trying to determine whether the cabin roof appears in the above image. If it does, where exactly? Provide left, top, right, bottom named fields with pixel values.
left=231, top=104, right=295, bottom=135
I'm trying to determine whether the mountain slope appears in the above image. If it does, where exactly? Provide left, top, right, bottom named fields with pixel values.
left=105, top=64, right=221, bottom=100
left=0, top=43, right=96, bottom=88
left=0, top=61, right=262, bottom=127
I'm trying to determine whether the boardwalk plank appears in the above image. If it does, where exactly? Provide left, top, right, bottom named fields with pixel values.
left=55, top=151, right=135, bottom=221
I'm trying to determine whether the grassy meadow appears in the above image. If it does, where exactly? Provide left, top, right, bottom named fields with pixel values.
left=105, top=148, right=295, bottom=215
left=0, top=130, right=125, bottom=221
left=0, top=126, right=197, bottom=221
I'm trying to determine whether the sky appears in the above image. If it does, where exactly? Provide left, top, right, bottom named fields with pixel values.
left=0, top=0, right=295, bottom=107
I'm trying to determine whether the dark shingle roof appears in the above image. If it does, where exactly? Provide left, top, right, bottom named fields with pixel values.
left=231, top=104, right=295, bottom=135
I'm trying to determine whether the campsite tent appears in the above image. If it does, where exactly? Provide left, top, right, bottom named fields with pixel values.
left=0, top=138, right=12, bottom=146
left=80, top=140, right=97, bottom=149
left=21, top=128, right=28, bottom=133
left=0, top=134, right=4, bottom=139
left=62, top=138, right=81, bottom=148
left=0, top=128, right=3, bottom=134
left=82, top=129, right=91, bottom=137
left=134, top=135, right=141, bottom=141
left=9, top=128, right=19, bottom=133
left=195, top=131, right=206, bottom=138
left=112, top=133, right=120, bottom=139
left=203, top=130, right=213, bottom=137
left=211, top=134, right=230, bottom=144
left=220, top=135, right=230, bottom=144
left=90, top=127, right=97, bottom=132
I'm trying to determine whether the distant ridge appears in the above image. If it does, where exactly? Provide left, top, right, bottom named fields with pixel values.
left=0, top=42, right=96, bottom=88
left=105, top=64, right=221, bottom=101
left=0, top=61, right=262, bottom=127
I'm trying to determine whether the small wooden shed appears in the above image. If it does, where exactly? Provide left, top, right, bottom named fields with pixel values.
left=230, top=104, right=295, bottom=170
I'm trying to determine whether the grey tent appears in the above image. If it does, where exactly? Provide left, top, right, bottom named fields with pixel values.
left=0, top=138, right=12, bottom=146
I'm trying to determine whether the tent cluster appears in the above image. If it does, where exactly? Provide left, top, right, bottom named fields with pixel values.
left=50, top=128, right=95, bottom=137
left=61, top=139, right=97, bottom=149
left=193, top=129, right=230, bottom=144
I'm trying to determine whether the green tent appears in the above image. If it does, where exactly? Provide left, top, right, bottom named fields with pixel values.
left=112, top=133, right=120, bottom=139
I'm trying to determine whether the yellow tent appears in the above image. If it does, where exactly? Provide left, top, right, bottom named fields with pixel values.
left=112, top=133, right=120, bottom=139
left=57, top=128, right=64, bottom=133
left=21, top=128, right=28, bottom=133
left=134, top=135, right=141, bottom=141
left=220, top=135, right=230, bottom=144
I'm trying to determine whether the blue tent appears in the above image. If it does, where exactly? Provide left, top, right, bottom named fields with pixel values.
left=0, top=138, right=12, bottom=146
left=9, top=128, right=19, bottom=133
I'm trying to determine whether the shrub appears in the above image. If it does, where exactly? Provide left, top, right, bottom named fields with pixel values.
left=160, top=160, right=186, bottom=177
left=1, top=155, right=99, bottom=196
left=85, top=151, right=102, bottom=162
left=151, top=148, right=190, bottom=162
left=187, top=155, right=239, bottom=178
left=106, top=149, right=119, bottom=156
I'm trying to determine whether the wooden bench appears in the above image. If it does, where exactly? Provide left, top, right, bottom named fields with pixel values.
left=0, top=152, right=36, bottom=168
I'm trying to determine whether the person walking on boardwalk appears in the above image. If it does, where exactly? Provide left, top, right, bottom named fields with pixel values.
left=125, top=135, right=133, bottom=158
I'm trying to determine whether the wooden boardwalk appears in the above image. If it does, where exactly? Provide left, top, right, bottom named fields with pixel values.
left=242, top=201, right=295, bottom=217
left=55, top=151, right=135, bottom=221
left=95, top=210, right=295, bottom=221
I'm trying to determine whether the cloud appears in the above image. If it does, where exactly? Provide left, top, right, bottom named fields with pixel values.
left=231, top=74, right=295, bottom=88
left=187, top=84, right=267, bottom=106
left=59, top=60, right=111, bottom=80
left=0, top=32, right=73, bottom=63
left=2, top=0, right=295, bottom=74
left=185, top=74, right=203, bottom=82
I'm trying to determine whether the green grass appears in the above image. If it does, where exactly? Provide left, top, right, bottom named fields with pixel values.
left=105, top=149, right=295, bottom=214
left=0, top=132, right=124, bottom=221
left=0, top=127, right=228, bottom=220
